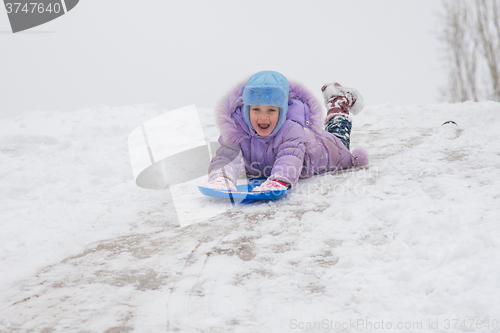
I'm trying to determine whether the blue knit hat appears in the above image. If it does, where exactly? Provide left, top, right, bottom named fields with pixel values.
left=242, top=71, right=289, bottom=134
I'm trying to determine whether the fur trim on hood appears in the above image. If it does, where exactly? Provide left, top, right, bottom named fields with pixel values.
left=215, top=78, right=325, bottom=144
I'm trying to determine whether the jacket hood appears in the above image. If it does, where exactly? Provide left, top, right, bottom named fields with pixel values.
left=215, top=78, right=324, bottom=144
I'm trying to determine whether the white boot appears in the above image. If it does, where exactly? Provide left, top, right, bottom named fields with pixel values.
left=321, top=82, right=364, bottom=123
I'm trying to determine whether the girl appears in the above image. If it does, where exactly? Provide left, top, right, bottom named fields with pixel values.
left=205, top=70, right=368, bottom=191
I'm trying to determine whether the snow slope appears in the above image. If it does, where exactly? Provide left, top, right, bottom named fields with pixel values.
left=0, top=101, right=499, bottom=332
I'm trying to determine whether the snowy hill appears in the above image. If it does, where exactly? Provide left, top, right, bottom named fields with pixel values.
left=1, top=102, right=500, bottom=332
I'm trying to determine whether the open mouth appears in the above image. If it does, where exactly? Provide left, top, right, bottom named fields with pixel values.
left=258, top=124, right=270, bottom=130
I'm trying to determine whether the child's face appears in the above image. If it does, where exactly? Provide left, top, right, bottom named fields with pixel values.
left=249, top=105, right=280, bottom=137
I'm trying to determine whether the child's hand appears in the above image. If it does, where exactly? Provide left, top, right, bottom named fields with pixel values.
left=204, top=176, right=237, bottom=191
left=252, top=180, right=288, bottom=192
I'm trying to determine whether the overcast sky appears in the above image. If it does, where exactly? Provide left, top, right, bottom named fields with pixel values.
left=0, top=0, right=446, bottom=119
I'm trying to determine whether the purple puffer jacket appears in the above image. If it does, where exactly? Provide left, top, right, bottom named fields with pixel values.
left=209, top=79, right=368, bottom=187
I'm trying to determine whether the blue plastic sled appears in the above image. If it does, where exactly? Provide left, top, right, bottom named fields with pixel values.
left=198, top=177, right=289, bottom=200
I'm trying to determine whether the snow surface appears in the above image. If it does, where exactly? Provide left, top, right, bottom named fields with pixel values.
left=0, top=101, right=500, bottom=332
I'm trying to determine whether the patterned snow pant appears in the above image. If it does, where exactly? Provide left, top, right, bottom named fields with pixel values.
left=325, top=114, right=352, bottom=150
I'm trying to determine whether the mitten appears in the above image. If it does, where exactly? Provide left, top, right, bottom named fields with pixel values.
left=252, top=179, right=289, bottom=192
left=204, top=176, right=237, bottom=191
